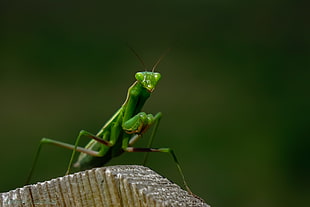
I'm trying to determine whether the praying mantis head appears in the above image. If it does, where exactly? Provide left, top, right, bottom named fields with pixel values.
left=130, top=47, right=169, bottom=93
left=135, top=72, right=161, bottom=92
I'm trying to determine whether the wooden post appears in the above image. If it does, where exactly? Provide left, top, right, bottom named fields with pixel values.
left=0, top=165, right=209, bottom=207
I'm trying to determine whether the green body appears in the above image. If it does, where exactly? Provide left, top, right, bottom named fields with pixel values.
left=74, top=72, right=160, bottom=170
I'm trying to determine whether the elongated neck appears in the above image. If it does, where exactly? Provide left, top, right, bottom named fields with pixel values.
left=122, top=81, right=151, bottom=120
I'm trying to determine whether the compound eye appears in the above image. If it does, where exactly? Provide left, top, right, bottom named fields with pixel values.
left=135, top=72, right=145, bottom=82
left=153, top=73, right=161, bottom=81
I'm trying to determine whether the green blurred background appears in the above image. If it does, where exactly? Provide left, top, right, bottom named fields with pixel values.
left=1, top=1, right=309, bottom=206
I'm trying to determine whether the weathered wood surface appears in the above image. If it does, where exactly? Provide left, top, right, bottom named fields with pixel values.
left=0, top=165, right=209, bottom=207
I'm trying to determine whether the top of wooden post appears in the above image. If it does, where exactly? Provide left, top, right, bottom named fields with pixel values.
left=0, top=165, right=209, bottom=207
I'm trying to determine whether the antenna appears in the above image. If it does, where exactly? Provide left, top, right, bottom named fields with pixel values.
left=128, top=46, right=146, bottom=70
left=151, top=48, right=171, bottom=72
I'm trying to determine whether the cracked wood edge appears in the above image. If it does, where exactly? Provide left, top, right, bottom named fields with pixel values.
left=0, top=165, right=209, bottom=207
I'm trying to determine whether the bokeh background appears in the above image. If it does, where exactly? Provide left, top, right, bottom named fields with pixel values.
left=1, top=1, right=309, bottom=206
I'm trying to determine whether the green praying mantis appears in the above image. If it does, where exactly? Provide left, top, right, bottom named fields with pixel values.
left=26, top=53, right=191, bottom=193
